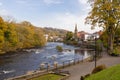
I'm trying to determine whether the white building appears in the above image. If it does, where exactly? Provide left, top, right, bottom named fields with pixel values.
left=44, top=34, right=49, bottom=41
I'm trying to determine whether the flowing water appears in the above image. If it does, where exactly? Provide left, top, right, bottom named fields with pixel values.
left=0, top=42, right=93, bottom=80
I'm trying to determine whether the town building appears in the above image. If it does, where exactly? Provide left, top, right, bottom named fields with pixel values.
left=73, top=24, right=103, bottom=41
left=77, top=31, right=91, bottom=41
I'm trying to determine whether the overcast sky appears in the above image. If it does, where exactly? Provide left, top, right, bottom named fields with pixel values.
left=0, top=0, right=102, bottom=33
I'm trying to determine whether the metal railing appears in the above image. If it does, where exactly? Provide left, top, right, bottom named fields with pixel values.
left=8, top=56, right=93, bottom=80
left=40, top=57, right=84, bottom=71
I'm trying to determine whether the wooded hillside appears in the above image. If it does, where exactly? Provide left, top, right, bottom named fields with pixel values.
left=0, top=17, right=46, bottom=54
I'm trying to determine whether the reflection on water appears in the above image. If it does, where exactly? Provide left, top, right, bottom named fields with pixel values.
left=0, top=42, right=93, bottom=80
left=74, top=49, right=93, bottom=59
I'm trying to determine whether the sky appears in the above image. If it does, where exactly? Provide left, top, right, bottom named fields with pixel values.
left=0, top=0, right=102, bottom=33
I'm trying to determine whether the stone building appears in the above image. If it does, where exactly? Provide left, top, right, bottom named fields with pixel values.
left=74, top=24, right=78, bottom=41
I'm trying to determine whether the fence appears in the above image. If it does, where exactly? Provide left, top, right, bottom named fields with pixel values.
left=40, top=57, right=85, bottom=71
left=7, top=56, right=93, bottom=80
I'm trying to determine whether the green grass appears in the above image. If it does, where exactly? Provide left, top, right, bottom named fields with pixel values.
left=29, top=73, right=64, bottom=80
left=85, top=64, right=120, bottom=80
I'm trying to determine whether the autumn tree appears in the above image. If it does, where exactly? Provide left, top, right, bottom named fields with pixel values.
left=3, top=22, right=18, bottom=52
left=16, top=21, right=46, bottom=48
left=0, top=17, right=5, bottom=52
left=0, top=16, right=46, bottom=54
left=34, top=28, right=46, bottom=47
left=86, top=0, right=120, bottom=54
left=65, top=31, right=73, bottom=41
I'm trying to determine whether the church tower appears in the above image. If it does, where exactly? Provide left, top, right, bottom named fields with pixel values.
left=74, top=24, right=78, bottom=40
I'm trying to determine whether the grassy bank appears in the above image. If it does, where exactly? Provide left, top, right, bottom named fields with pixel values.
left=85, top=64, right=120, bottom=80
left=29, top=73, right=64, bottom=80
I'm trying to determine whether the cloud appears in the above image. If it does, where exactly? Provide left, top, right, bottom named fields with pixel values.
left=0, top=2, right=3, bottom=6
left=34, top=12, right=102, bottom=33
left=56, top=13, right=84, bottom=31
left=31, top=13, right=79, bottom=30
left=78, top=0, right=91, bottom=15
left=56, top=13, right=80, bottom=25
left=16, top=0, right=27, bottom=4
left=0, top=9, right=10, bottom=16
left=78, top=0, right=88, bottom=4
left=43, top=0, right=62, bottom=4
left=81, top=6, right=91, bottom=14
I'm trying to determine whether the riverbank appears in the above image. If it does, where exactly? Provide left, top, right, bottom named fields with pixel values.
left=0, top=42, right=87, bottom=80
left=63, top=52, right=120, bottom=80
left=0, top=46, right=45, bottom=59
left=7, top=51, right=120, bottom=80
left=7, top=53, right=91, bottom=80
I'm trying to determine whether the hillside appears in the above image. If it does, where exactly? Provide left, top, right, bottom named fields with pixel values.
left=43, top=27, right=68, bottom=37
left=0, top=17, right=46, bottom=54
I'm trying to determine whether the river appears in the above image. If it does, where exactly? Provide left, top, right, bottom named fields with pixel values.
left=0, top=42, right=93, bottom=80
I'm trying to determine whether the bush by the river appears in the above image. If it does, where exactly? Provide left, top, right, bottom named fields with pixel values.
left=56, top=45, right=63, bottom=52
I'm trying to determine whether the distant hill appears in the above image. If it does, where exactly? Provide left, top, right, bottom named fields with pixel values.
left=42, top=27, right=68, bottom=37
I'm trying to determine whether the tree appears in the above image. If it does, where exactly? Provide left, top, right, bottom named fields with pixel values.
left=65, top=31, right=73, bottom=41
left=0, top=17, right=6, bottom=52
left=86, top=0, right=120, bottom=54
left=3, top=22, right=18, bottom=52
left=33, top=28, right=46, bottom=47
left=100, top=31, right=108, bottom=48
left=0, top=16, right=47, bottom=54
left=114, top=27, right=120, bottom=47
left=16, top=21, right=46, bottom=48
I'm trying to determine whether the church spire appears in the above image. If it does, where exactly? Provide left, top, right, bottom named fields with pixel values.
left=74, top=24, right=78, bottom=40
left=75, top=24, right=77, bottom=32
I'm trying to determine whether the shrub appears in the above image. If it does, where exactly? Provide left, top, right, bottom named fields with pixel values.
left=92, top=64, right=106, bottom=74
left=84, top=74, right=90, bottom=78
left=111, top=47, right=120, bottom=56
left=81, top=74, right=90, bottom=80
left=56, top=45, right=63, bottom=52
left=72, top=41, right=78, bottom=45
left=80, top=76, right=84, bottom=80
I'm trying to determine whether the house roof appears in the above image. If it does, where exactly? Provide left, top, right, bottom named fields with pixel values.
left=93, top=30, right=103, bottom=36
